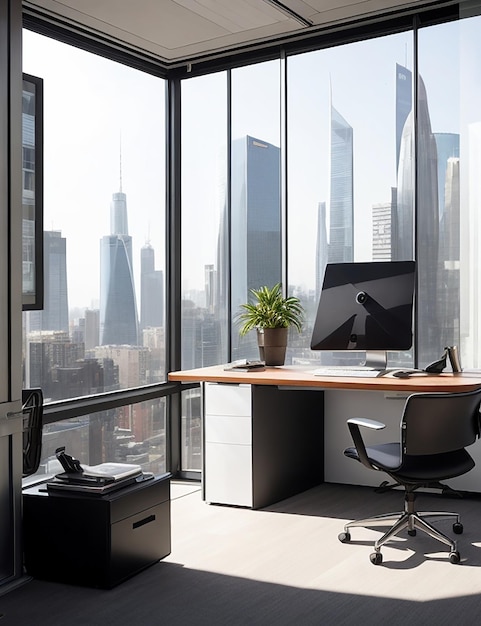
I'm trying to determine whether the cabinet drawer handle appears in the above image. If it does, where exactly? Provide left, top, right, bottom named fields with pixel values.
left=133, top=514, right=156, bottom=529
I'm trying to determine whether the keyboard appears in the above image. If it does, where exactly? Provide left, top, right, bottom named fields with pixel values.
left=311, top=367, right=381, bottom=378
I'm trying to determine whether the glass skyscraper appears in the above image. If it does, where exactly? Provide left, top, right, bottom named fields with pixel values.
left=229, top=135, right=282, bottom=359
left=100, top=189, right=139, bottom=346
left=231, top=135, right=281, bottom=300
left=27, top=230, right=69, bottom=332
left=140, top=242, right=163, bottom=331
left=329, top=105, right=353, bottom=262
left=396, top=70, right=439, bottom=365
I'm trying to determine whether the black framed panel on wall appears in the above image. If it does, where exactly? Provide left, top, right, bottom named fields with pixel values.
left=22, top=73, right=43, bottom=310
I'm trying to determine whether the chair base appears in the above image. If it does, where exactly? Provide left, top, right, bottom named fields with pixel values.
left=375, top=479, right=463, bottom=498
left=339, top=492, right=463, bottom=564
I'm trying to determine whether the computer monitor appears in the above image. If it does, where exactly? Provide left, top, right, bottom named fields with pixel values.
left=310, top=260, right=416, bottom=369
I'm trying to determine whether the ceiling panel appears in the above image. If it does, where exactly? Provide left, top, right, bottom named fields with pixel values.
left=23, top=0, right=430, bottom=67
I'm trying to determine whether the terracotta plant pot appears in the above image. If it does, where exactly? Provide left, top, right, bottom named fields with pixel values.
left=257, top=327, right=288, bottom=366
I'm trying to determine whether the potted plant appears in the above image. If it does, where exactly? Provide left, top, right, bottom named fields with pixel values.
left=236, top=283, right=304, bottom=365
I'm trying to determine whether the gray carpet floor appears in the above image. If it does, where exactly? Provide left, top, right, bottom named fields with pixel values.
left=2, top=481, right=481, bottom=625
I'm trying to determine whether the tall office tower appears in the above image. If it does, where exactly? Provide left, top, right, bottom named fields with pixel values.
left=231, top=135, right=281, bottom=305
left=71, top=317, right=85, bottom=345
left=100, top=186, right=139, bottom=346
left=372, top=204, right=392, bottom=260
left=140, top=242, right=163, bottom=331
left=27, top=230, right=69, bottom=333
left=315, top=201, right=328, bottom=297
left=329, top=105, right=353, bottom=262
left=215, top=197, right=229, bottom=362
left=395, top=75, right=439, bottom=365
left=438, top=157, right=460, bottom=348
left=435, top=133, right=460, bottom=349
left=395, top=63, right=412, bottom=172
left=205, top=264, right=215, bottom=312
left=84, top=308, right=100, bottom=351
left=435, top=133, right=460, bottom=220
left=230, top=135, right=281, bottom=360
left=181, top=304, right=222, bottom=370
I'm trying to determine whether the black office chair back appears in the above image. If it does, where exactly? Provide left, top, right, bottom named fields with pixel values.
left=402, top=388, right=481, bottom=456
left=22, top=388, right=44, bottom=478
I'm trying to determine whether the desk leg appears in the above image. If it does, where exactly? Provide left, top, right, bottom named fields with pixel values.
left=251, top=385, right=324, bottom=509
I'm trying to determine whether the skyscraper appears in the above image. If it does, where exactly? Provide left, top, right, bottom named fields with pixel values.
left=395, top=70, right=439, bottom=364
left=329, top=105, right=353, bottom=262
left=315, top=201, right=328, bottom=297
left=100, top=187, right=139, bottom=346
left=439, top=156, right=460, bottom=348
left=395, top=63, right=412, bottom=172
left=204, top=264, right=215, bottom=312
left=140, top=242, right=163, bottom=331
left=227, top=135, right=282, bottom=360
left=27, top=230, right=69, bottom=332
left=435, top=132, right=460, bottom=220
left=231, top=135, right=281, bottom=301
left=372, top=189, right=397, bottom=260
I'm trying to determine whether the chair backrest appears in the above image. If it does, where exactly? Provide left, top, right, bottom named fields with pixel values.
left=402, top=388, right=481, bottom=456
left=22, top=388, right=44, bottom=478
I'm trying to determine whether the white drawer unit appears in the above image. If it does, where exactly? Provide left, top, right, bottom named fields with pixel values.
left=204, top=383, right=253, bottom=507
left=202, top=382, right=324, bottom=509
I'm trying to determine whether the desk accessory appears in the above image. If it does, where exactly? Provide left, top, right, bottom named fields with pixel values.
left=224, top=360, right=266, bottom=372
left=48, top=446, right=144, bottom=494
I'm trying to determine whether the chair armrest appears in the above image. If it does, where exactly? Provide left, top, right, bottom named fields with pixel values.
left=346, top=418, right=385, bottom=470
left=347, top=417, right=385, bottom=430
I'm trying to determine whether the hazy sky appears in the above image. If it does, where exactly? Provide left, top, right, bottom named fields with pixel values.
left=23, top=29, right=165, bottom=311
left=22, top=16, right=473, bottom=308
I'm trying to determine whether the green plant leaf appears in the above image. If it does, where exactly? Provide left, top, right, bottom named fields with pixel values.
left=235, top=283, right=304, bottom=336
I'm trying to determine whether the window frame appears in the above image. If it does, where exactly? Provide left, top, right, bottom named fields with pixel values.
left=22, top=1, right=466, bottom=479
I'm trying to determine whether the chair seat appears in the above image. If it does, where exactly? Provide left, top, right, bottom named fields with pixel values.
left=344, top=443, right=475, bottom=482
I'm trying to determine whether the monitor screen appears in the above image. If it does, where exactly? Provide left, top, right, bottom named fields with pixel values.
left=311, top=261, right=416, bottom=359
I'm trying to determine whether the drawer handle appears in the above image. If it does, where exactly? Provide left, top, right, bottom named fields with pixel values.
left=133, top=514, right=156, bottom=529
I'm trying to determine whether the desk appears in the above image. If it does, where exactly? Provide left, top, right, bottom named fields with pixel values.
left=169, top=366, right=481, bottom=507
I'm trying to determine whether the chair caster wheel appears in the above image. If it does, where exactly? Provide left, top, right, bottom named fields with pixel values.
left=338, top=532, right=351, bottom=543
left=449, top=551, right=461, bottom=564
left=408, top=529, right=416, bottom=537
left=370, top=552, right=383, bottom=565
left=453, top=522, right=463, bottom=534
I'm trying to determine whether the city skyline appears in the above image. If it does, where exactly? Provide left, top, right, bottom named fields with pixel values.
left=22, top=23, right=477, bottom=376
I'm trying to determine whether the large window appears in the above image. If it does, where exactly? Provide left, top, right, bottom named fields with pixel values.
left=230, top=61, right=281, bottom=361
left=22, top=30, right=166, bottom=478
left=21, top=4, right=481, bottom=481
left=286, top=32, right=415, bottom=369
left=181, top=72, right=228, bottom=370
left=417, top=13, right=481, bottom=370
left=23, top=31, right=166, bottom=399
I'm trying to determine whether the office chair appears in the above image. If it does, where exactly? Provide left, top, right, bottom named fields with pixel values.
left=22, top=388, right=44, bottom=478
left=338, top=388, right=481, bottom=565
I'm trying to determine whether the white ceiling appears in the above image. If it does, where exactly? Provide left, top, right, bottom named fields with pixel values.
left=23, top=0, right=430, bottom=67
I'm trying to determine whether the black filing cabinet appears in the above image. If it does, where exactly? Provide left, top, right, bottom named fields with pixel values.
left=22, top=473, right=171, bottom=588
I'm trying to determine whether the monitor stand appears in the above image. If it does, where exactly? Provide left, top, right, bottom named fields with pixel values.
left=362, top=350, right=387, bottom=370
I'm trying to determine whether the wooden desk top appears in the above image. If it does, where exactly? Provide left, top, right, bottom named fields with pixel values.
left=168, top=364, right=481, bottom=393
